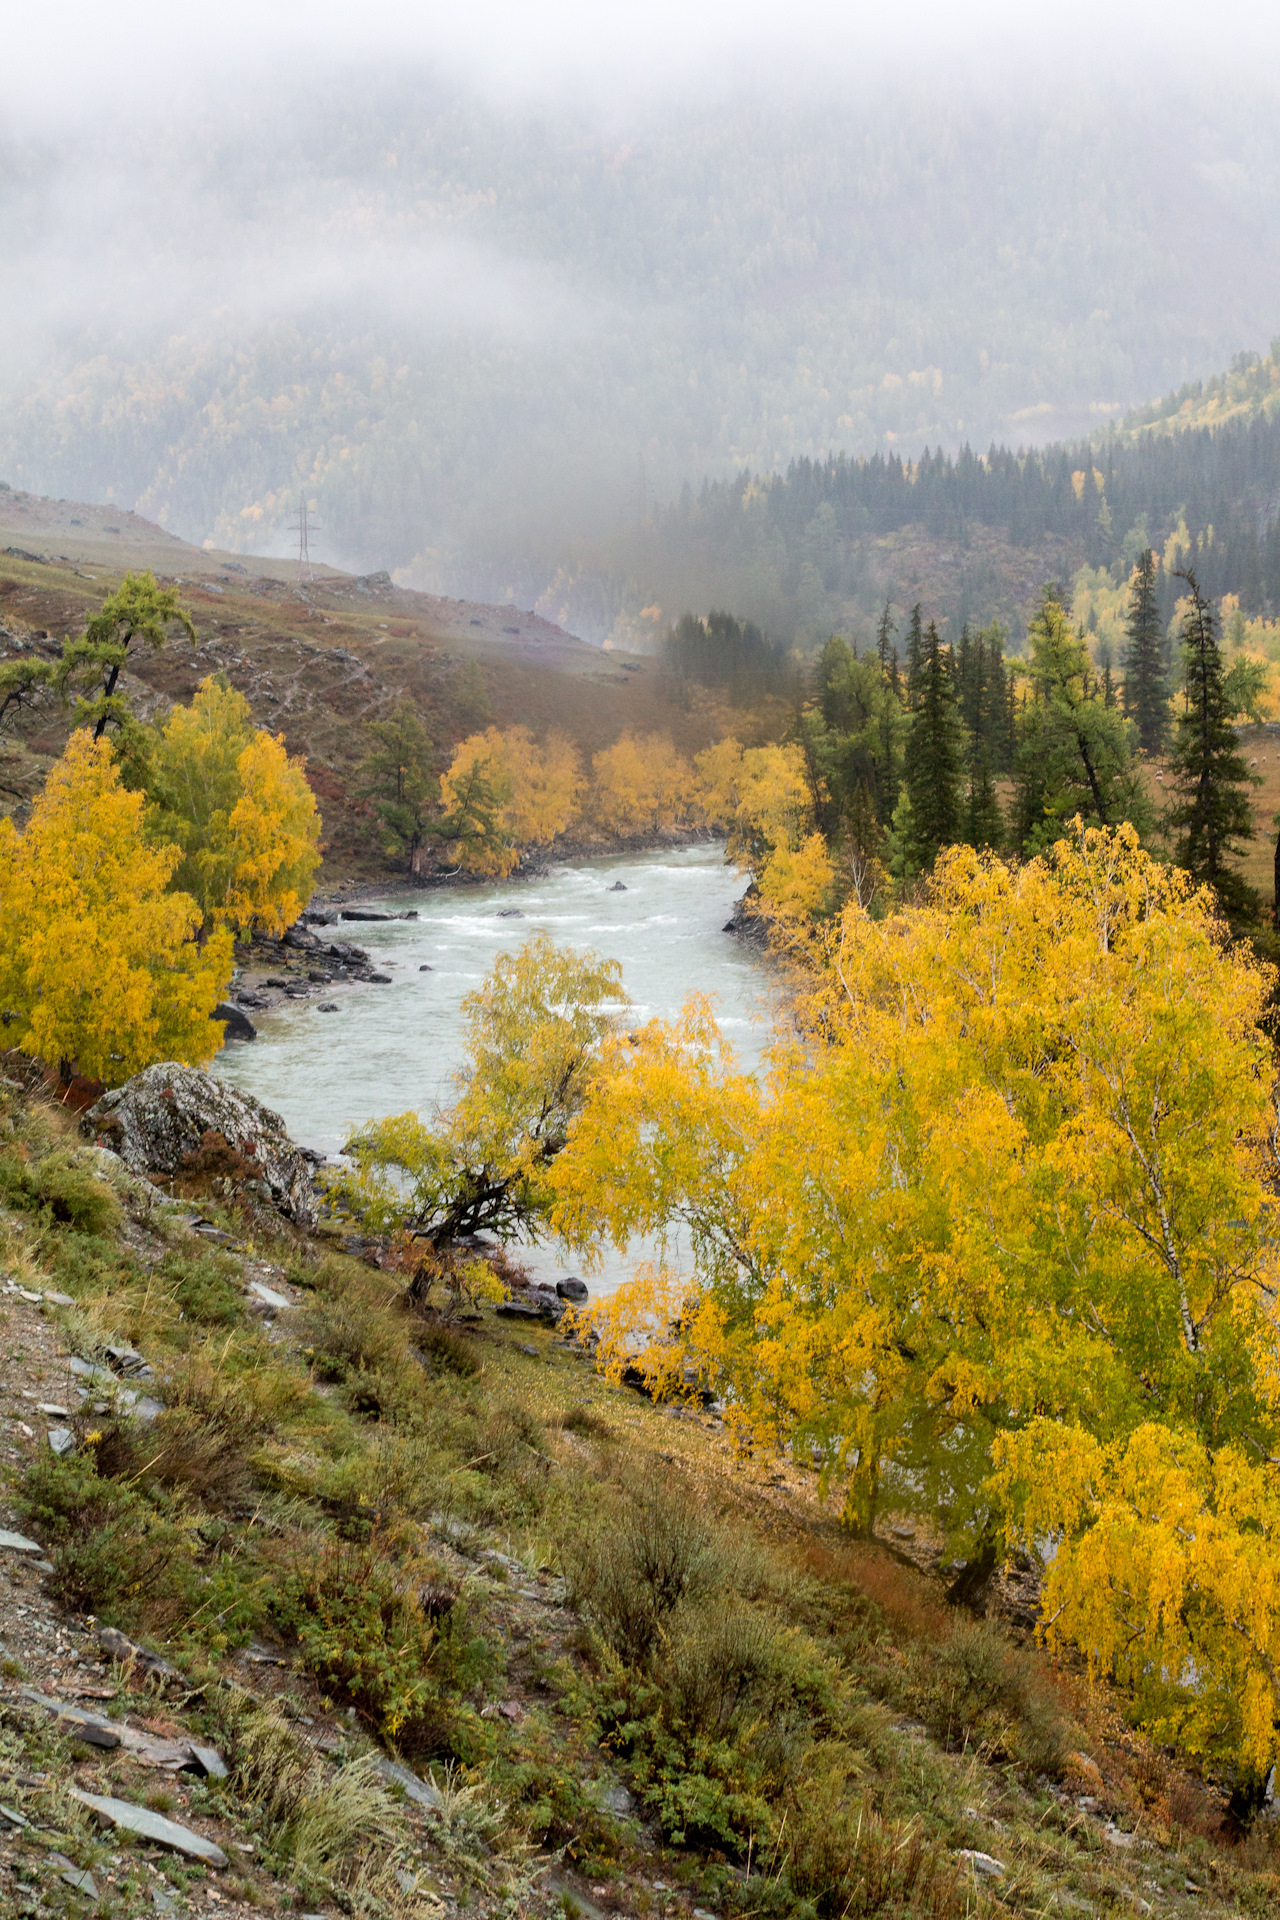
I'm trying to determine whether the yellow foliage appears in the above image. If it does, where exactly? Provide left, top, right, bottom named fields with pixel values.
left=589, top=732, right=694, bottom=837
left=0, top=732, right=232, bottom=1083
left=439, top=725, right=583, bottom=875
left=149, top=677, right=321, bottom=935
left=552, top=822, right=1280, bottom=1768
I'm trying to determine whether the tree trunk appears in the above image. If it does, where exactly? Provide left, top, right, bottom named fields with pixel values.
left=945, top=1534, right=1000, bottom=1610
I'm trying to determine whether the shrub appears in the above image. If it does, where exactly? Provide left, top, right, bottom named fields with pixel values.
left=162, top=1247, right=244, bottom=1326
left=16, top=1451, right=202, bottom=1630
left=267, top=1529, right=483, bottom=1748
left=415, top=1320, right=481, bottom=1377
left=565, top=1468, right=722, bottom=1664
left=0, top=1147, right=120, bottom=1235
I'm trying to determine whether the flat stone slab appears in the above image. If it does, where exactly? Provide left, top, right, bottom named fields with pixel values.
left=0, top=1530, right=44, bottom=1555
left=18, top=1689, right=122, bottom=1748
left=70, top=1790, right=228, bottom=1867
left=375, top=1755, right=443, bottom=1813
left=247, top=1281, right=292, bottom=1311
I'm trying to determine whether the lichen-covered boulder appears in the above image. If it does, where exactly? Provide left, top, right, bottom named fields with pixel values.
left=83, top=1063, right=318, bottom=1228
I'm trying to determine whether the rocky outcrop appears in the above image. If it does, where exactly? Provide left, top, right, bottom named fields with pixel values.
left=82, top=1063, right=319, bottom=1228
left=211, top=1001, right=256, bottom=1041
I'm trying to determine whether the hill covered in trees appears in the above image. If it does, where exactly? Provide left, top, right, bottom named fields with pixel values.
left=3, top=71, right=1280, bottom=639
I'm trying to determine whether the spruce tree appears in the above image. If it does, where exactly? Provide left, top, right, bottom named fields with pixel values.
left=876, top=601, right=897, bottom=680
left=898, top=621, right=965, bottom=871
left=1166, top=570, right=1258, bottom=922
left=904, top=604, right=924, bottom=710
left=1122, top=549, right=1168, bottom=753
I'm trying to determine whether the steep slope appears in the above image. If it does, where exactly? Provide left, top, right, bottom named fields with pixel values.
left=0, top=488, right=726, bottom=884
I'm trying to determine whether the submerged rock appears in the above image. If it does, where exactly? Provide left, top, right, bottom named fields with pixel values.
left=83, top=1063, right=319, bottom=1228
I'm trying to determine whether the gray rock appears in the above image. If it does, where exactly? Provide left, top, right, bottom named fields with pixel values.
left=317, top=1003, right=340, bottom=1012
left=495, top=908, right=524, bottom=918
left=211, top=1002, right=256, bottom=1042
left=340, top=908, right=393, bottom=921
left=69, top=1789, right=228, bottom=1867
left=96, top=1624, right=183, bottom=1684
left=19, top=1690, right=121, bottom=1748
left=608, top=881, right=627, bottom=891
left=0, top=1529, right=44, bottom=1556
left=42, top=1291, right=75, bottom=1308
left=375, top=1755, right=443, bottom=1814
left=47, top=1427, right=75, bottom=1456
left=956, top=1850, right=1005, bottom=1877
left=366, top=972, right=393, bottom=984
left=595, top=1781, right=635, bottom=1817
left=1, top=1802, right=30, bottom=1828
left=47, top=1854, right=98, bottom=1898
left=247, top=1281, right=292, bottom=1312
left=418, top=963, right=433, bottom=971
left=187, top=1744, right=228, bottom=1781
left=84, top=1063, right=319, bottom=1229
left=556, top=1277, right=589, bottom=1303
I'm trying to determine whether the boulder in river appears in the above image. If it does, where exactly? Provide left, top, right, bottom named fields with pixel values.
left=496, top=907, right=524, bottom=919
left=341, top=908, right=394, bottom=921
left=211, top=1001, right=256, bottom=1042
left=556, top=1277, right=589, bottom=1303
left=83, top=1064, right=319, bottom=1228
left=608, top=881, right=627, bottom=892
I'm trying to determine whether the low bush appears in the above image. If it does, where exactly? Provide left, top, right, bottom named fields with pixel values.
left=267, top=1529, right=492, bottom=1750
left=0, top=1146, right=120, bottom=1235
left=162, top=1247, right=245, bottom=1327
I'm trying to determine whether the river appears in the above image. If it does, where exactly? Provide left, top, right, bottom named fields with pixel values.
left=214, top=842, right=774, bottom=1294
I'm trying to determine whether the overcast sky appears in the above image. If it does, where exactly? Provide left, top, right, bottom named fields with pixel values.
left=5, top=0, right=1280, bottom=118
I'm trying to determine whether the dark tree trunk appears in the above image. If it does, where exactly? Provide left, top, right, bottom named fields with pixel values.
left=945, top=1535, right=1000, bottom=1610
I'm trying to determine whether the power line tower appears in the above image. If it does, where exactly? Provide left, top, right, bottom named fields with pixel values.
left=288, top=494, right=320, bottom=583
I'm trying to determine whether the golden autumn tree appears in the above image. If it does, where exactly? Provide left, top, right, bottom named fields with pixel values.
left=0, top=733, right=232, bottom=1084
left=695, top=736, right=834, bottom=921
left=146, top=677, right=321, bottom=936
left=589, top=732, right=694, bottom=838
left=328, top=934, right=624, bottom=1275
left=438, top=726, right=583, bottom=876
left=551, top=823, right=1280, bottom=1776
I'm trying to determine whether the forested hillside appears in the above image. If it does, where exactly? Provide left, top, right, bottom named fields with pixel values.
left=3, top=73, right=1280, bottom=637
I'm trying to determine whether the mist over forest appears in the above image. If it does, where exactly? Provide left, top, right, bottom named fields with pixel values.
left=5, top=60, right=1280, bottom=641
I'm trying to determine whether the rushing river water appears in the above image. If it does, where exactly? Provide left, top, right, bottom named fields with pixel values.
left=214, top=842, right=774, bottom=1294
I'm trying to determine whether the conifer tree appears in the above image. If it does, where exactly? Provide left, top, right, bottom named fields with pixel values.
left=897, top=622, right=965, bottom=871
left=875, top=600, right=897, bottom=687
left=1122, top=549, right=1167, bottom=753
left=58, top=572, right=196, bottom=742
left=1012, top=590, right=1149, bottom=855
left=1166, top=570, right=1258, bottom=922
left=904, top=604, right=924, bottom=711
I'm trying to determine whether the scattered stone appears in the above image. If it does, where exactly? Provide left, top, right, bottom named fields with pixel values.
left=247, top=1280, right=292, bottom=1312
left=37, top=1403, right=69, bottom=1417
left=69, top=1789, right=229, bottom=1867
left=19, top=1689, right=121, bottom=1748
left=211, top=1002, right=256, bottom=1042
left=0, top=1529, right=44, bottom=1556
left=105, top=1343, right=150, bottom=1375
left=85, top=1063, right=319, bottom=1228
left=519, top=1343, right=538, bottom=1357
left=47, top=1427, right=75, bottom=1456
left=42, top=1291, right=75, bottom=1307
left=96, top=1623, right=183, bottom=1683
left=1, top=1802, right=30, bottom=1827
left=595, top=1782, right=635, bottom=1817
left=68, top=1357, right=112, bottom=1385
left=496, top=1300, right=548, bottom=1323
left=419, top=963, right=433, bottom=971
left=187, top=1744, right=229, bottom=1781
left=495, top=908, right=524, bottom=918
left=366, top=972, right=393, bottom=984
left=46, top=1854, right=98, bottom=1898
left=318, top=1002, right=340, bottom=1012
left=1103, top=1823, right=1138, bottom=1849
left=957, top=1850, right=1005, bottom=1877
left=375, top=1755, right=443, bottom=1814
left=340, top=908, right=394, bottom=921
left=556, top=1277, right=589, bottom=1303
left=608, top=881, right=627, bottom=891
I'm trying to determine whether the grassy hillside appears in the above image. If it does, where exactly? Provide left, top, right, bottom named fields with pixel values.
left=3, top=1071, right=1279, bottom=1918
left=0, top=489, right=747, bottom=888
